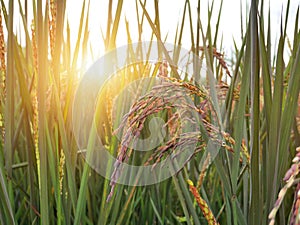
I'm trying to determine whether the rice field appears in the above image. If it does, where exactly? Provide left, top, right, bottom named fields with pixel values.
left=0, top=0, right=299, bottom=224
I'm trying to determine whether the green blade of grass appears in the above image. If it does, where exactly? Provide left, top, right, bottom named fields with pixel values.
left=0, top=167, right=15, bottom=225
left=150, top=196, right=164, bottom=225
left=73, top=124, right=96, bottom=225
left=71, top=0, right=87, bottom=70
left=278, top=33, right=300, bottom=191
left=267, top=34, right=284, bottom=212
left=36, top=0, right=49, bottom=223
left=248, top=0, right=261, bottom=224
left=4, top=0, right=14, bottom=206
left=107, top=0, right=123, bottom=50
left=213, top=0, right=223, bottom=47
left=139, top=0, right=180, bottom=79
left=258, top=15, right=272, bottom=130
left=230, top=24, right=251, bottom=225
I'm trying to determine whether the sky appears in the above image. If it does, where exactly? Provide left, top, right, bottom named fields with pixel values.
left=3, top=0, right=300, bottom=68
left=67, top=0, right=300, bottom=67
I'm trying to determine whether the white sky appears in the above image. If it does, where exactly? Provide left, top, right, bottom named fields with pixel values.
left=67, top=0, right=300, bottom=66
left=3, top=0, right=300, bottom=68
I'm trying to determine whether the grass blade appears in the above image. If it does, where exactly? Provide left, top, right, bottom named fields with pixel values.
left=248, top=0, right=261, bottom=224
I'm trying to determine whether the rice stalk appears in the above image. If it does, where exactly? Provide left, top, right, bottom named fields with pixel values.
left=289, top=182, right=300, bottom=225
left=269, top=147, right=300, bottom=225
left=0, top=9, right=5, bottom=143
left=30, top=19, right=39, bottom=188
left=58, top=149, right=65, bottom=195
left=197, top=46, right=231, bottom=78
left=108, top=75, right=249, bottom=199
left=31, top=20, right=38, bottom=72
left=196, top=152, right=211, bottom=189
left=49, top=0, right=57, bottom=61
left=0, top=9, right=5, bottom=72
left=187, top=179, right=219, bottom=225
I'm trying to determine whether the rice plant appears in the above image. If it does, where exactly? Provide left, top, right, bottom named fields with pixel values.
left=0, top=0, right=299, bottom=224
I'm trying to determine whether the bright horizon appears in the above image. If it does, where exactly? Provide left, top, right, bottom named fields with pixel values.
left=4, top=0, right=300, bottom=69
